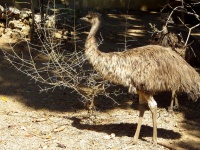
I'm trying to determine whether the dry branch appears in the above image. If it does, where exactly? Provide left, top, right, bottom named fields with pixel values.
left=2, top=5, right=123, bottom=109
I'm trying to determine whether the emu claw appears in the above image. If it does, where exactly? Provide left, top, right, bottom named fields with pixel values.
left=129, top=139, right=138, bottom=145
left=168, top=105, right=179, bottom=113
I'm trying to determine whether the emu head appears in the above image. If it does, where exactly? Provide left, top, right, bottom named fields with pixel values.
left=81, top=11, right=101, bottom=24
left=160, top=13, right=174, bottom=26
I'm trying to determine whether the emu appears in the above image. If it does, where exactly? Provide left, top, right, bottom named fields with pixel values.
left=81, top=12, right=200, bottom=145
left=152, top=13, right=200, bottom=66
left=151, top=13, right=200, bottom=111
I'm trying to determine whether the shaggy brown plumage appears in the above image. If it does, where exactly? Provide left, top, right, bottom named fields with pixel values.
left=151, top=14, right=200, bottom=66
left=150, top=14, right=200, bottom=111
left=83, top=12, right=200, bottom=100
left=81, top=11, right=200, bottom=145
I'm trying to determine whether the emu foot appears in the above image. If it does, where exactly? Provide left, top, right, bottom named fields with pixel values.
left=129, top=139, right=138, bottom=145
left=150, top=140, right=157, bottom=146
left=168, top=106, right=173, bottom=113
left=168, top=105, right=179, bottom=113
left=173, top=104, right=179, bottom=112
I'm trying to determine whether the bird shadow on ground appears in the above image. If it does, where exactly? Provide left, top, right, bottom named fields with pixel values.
left=69, top=117, right=181, bottom=140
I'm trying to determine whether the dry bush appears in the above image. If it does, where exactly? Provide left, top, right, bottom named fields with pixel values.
left=2, top=2, right=123, bottom=110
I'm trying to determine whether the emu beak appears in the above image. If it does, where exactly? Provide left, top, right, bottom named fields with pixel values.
left=80, top=17, right=87, bottom=21
left=167, top=18, right=174, bottom=25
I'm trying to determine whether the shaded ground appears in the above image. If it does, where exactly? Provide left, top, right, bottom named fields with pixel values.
left=0, top=10, right=200, bottom=150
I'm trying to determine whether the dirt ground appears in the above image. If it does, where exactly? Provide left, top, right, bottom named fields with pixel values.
left=0, top=10, right=200, bottom=150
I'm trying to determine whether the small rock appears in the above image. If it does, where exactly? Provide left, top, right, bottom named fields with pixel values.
left=53, top=125, right=66, bottom=132
left=32, top=118, right=47, bottom=122
left=57, top=143, right=66, bottom=148
left=20, top=126, right=27, bottom=131
left=103, top=135, right=111, bottom=140
left=111, top=133, right=115, bottom=138
left=0, top=23, right=4, bottom=27
left=104, top=133, right=115, bottom=140
left=42, top=145, right=48, bottom=149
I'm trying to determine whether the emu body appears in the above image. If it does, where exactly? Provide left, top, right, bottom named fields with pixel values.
left=81, top=12, right=200, bottom=145
left=151, top=14, right=200, bottom=111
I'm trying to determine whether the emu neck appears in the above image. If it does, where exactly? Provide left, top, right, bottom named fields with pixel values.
left=85, top=19, right=100, bottom=49
left=162, top=24, right=168, bottom=34
left=84, top=17, right=111, bottom=81
left=88, top=19, right=100, bottom=40
left=84, top=18, right=103, bottom=64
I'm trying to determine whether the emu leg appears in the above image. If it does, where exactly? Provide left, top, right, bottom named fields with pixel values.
left=168, top=91, right=179, bottom=112
left=169, top=92, right=174, bottom=112
left=132, top=92, right=158, bottom=145
left=174, top=94, right=179, bottom=110
left=149, top=104, right=157, bottom=145
left=132, top=104, right=148, bottom=144
left=147, top=96, right=158, bottom=145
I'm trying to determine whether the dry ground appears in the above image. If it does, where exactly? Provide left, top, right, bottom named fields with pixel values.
left=0, top=10, right=200, bottom=150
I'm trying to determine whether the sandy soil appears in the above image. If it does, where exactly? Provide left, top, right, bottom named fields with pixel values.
left=0, top=10, right=200, bottom=150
